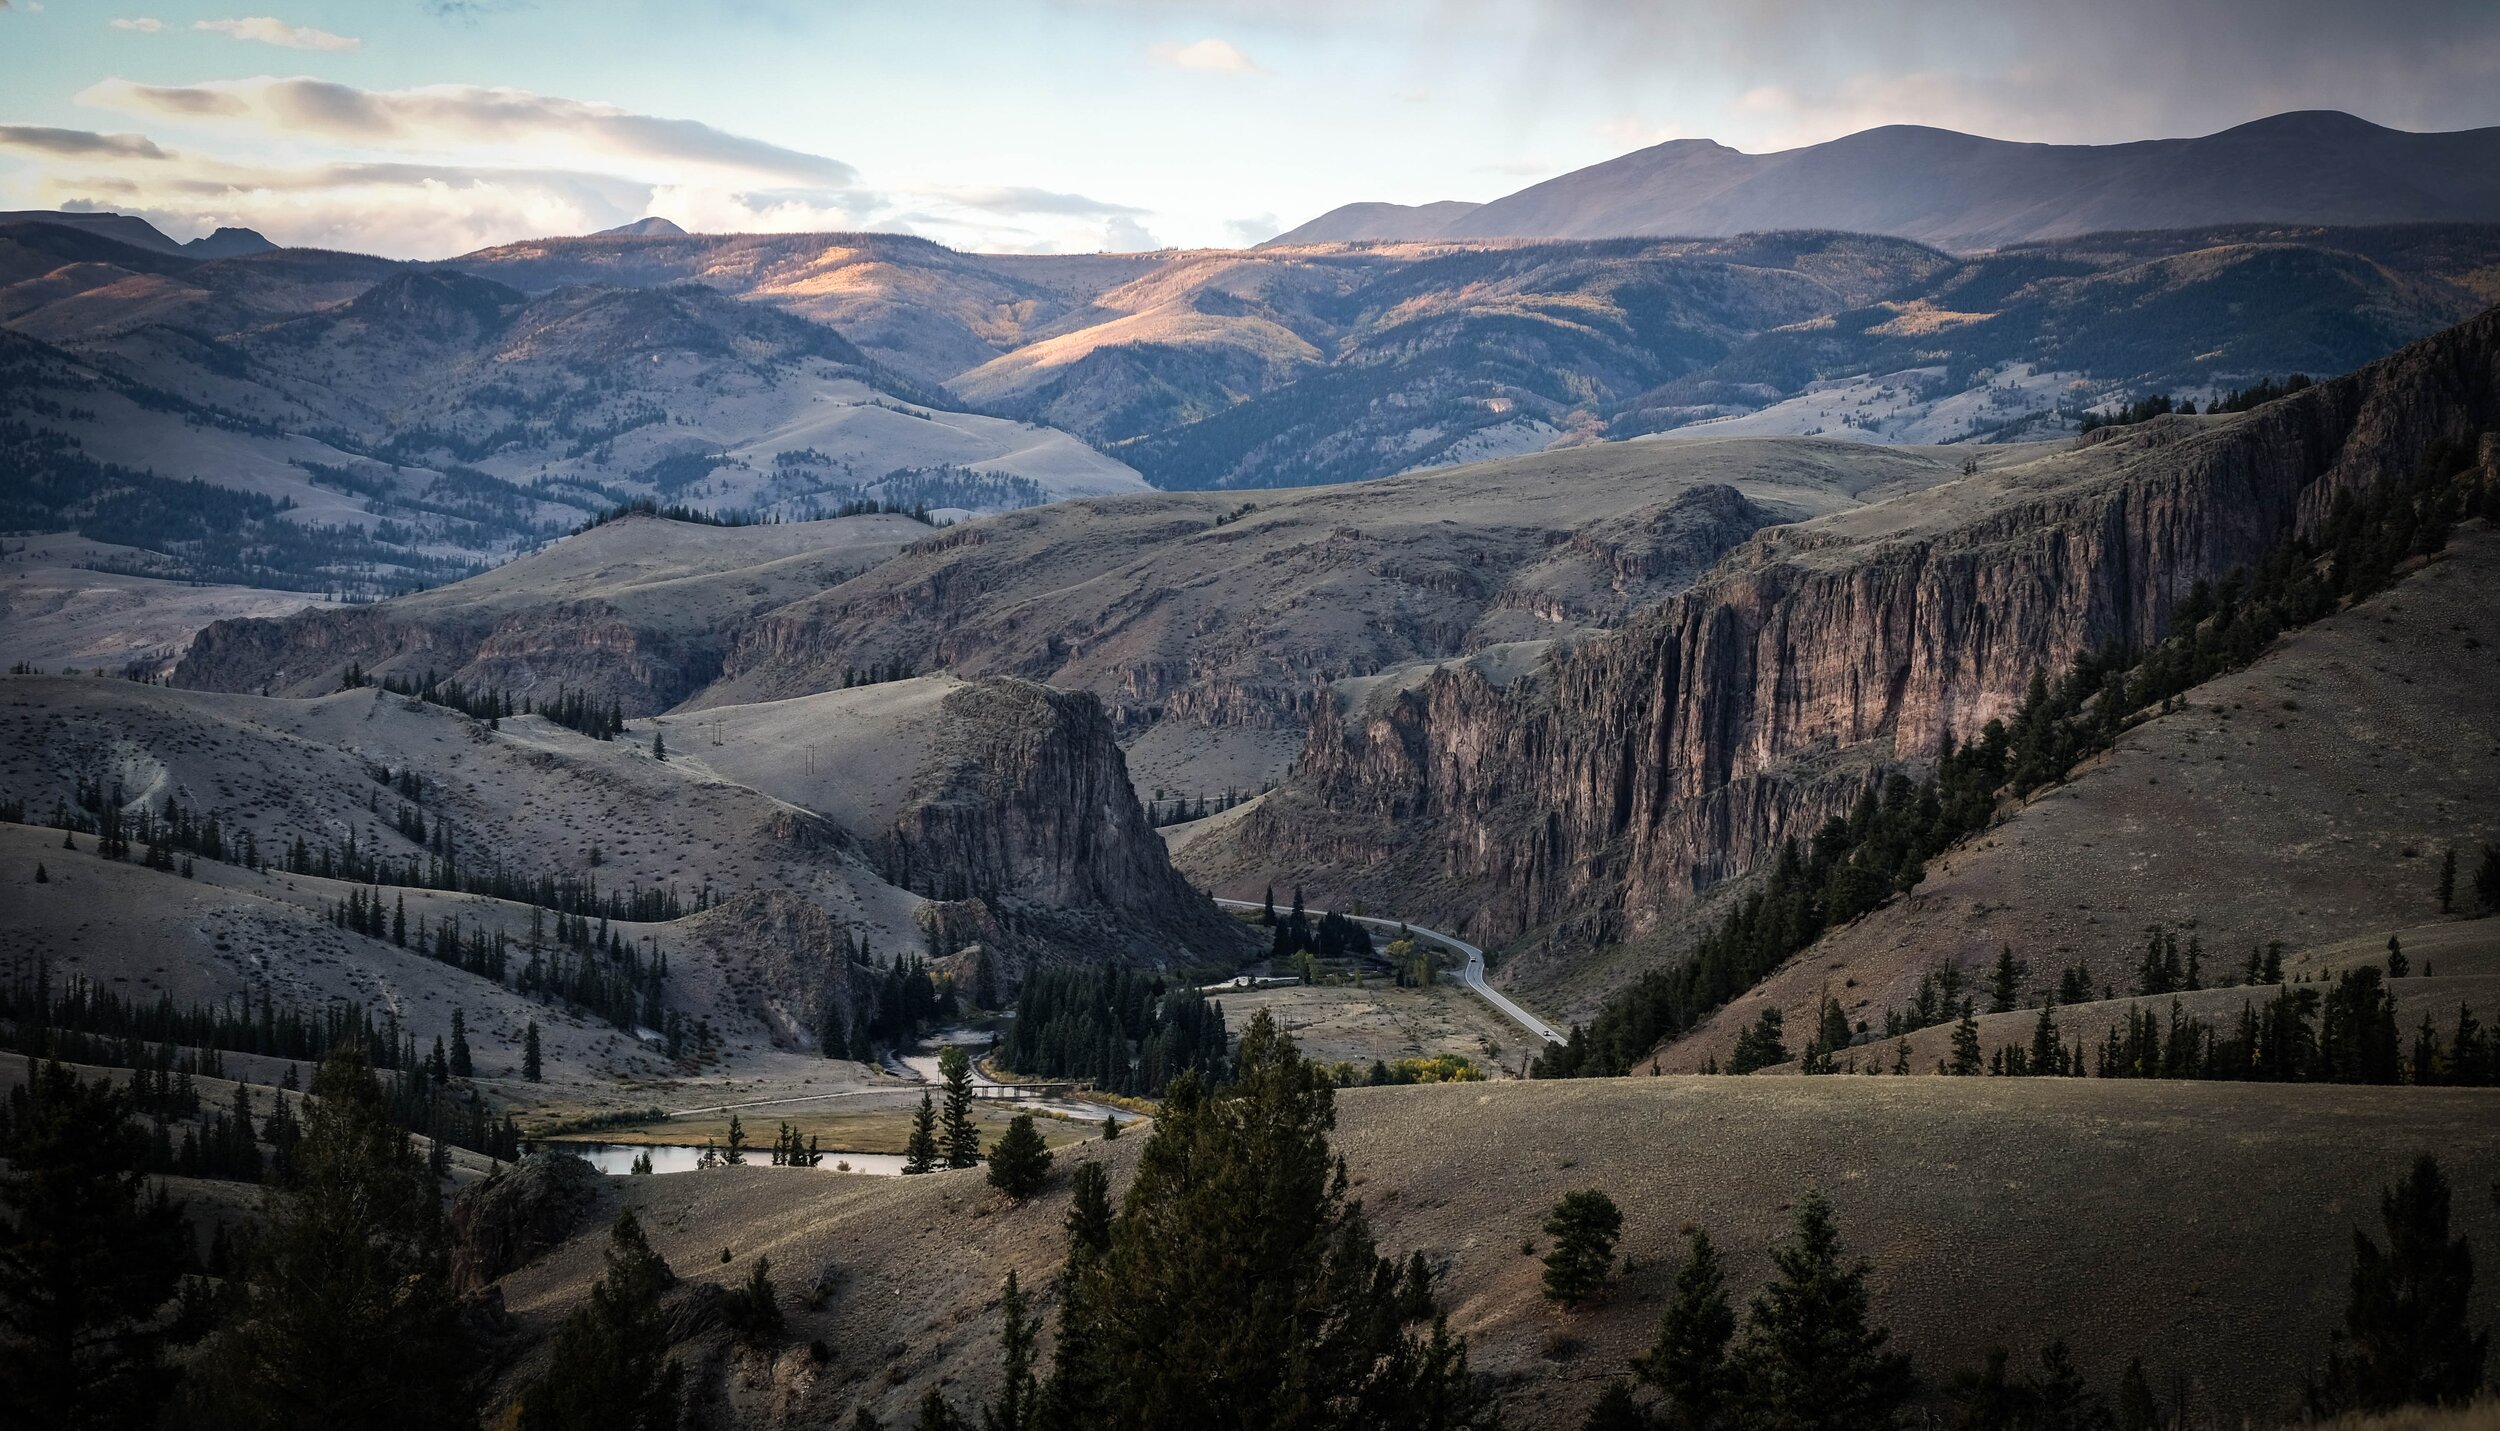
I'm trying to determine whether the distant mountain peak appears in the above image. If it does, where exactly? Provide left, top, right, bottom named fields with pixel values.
left=0, top=209, right=275, bottom=259
left=596, top=216, right=688, bottom=238
left=1272, top=111, right=2500, bottom=252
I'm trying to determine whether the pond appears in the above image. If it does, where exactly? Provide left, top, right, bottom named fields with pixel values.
left=543, top=1142, right=911, bottom=1177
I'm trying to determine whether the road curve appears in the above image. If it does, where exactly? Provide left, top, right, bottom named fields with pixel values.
left=1212, top=899, right=1565, bottom=1046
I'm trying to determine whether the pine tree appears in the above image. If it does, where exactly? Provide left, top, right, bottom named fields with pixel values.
left=2437, top=848, right=2457, bottom=913
left=983, top=1271, right=1038, bottom=1431
left=185, top=1049, right=476, bottom=1431
left=2387, top=936, right=2410, bottom=979
left=1735, top=1192, right=1915, bottom=1431
left=2478, top=845, right=2500, bottom=911
left=1988, top=947, right=2027, bottom=1013
left=524, top=1020, right=543, bottom=1082
left=724, top=1114, right=747, bottom=1166
left=1581, top=1381, right=1648, bottom=1431
left=904, top=1093, right=940, bottom=1174
left=1950, top=1003, right=1983, bottom=1075
left=449, top=1009, right=472, bottom=1079
left=1102, top=1113, right=1120, bottom=1141
left=519, top=1210, right=683, bottom=1431
left=1639, top=1226, right=1738, bottom=1431
left=0, top=1061, right=193, bottom=1431
left=1542, top=1190, right=1624, bottom=1306
left=1064, top=1161, right=1113, bottom=1256
left=721, top=1257, right=783, bottom=1348
left=939, top=1046, right=981, bottom=1168
left=915, top=1389, right=971, bottom=1431
left=650, top=729, right=665, bottom=760
left=2310, top=1154, right=2489, bottom=1412
left=2115, top=1359, right=2158, bottom=1431
left=1046, top=1010, right=1493, bottom=1429
left=987, top=1114, right=1053, bottom=1200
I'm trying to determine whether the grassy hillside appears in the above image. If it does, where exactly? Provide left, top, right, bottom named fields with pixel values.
left=481, top=1075, right=2500, bottom=1429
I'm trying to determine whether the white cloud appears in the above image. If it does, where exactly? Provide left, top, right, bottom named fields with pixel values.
left=1102, top=215, right=1164, bottom=250
left=110, top=16, right=163, bottom=31
left=1149, top=37, right=1258, bottom=72
left=0, top=124, right=171, bottom=159
left=938, top=184, right=1148, bottom=218
left=1223, top=212, right=1279, bottom=244
left=78, top=77, right=860, bottom=187
left=194, top=16, right=361, bottom=51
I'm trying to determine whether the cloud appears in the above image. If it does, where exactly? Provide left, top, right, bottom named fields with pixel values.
left=1223, top=212, right=1280, bottom=244
left=1102, top=215, right=1164, bottom=250
left=193, top=16, right=361, bottom=50
left=1149, top=37, right=1259, bottom=72
left=0, top=125, right=172, bottom=160
left=939, top=184, right=1148, bottom=218
left=110, top=16, right=162, bottom=31
left=78, top=77, right=860, bottom=186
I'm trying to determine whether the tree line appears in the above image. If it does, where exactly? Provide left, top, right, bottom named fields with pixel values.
left=995, top=965, right=1228, bottom=1097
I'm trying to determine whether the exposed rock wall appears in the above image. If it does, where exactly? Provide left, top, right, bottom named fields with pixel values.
left=881, top=678, right=1245, bottom=962
left=175, top=599, right=726, bottom=713
left=1195, top=306, right=2500, bottom=954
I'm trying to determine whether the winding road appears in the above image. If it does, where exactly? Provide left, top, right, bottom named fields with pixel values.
left=1212, top=899, right=1565, bottom=1046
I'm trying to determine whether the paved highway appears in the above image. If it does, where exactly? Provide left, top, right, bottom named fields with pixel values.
left=1212, top=899, right=1565, bottom=1046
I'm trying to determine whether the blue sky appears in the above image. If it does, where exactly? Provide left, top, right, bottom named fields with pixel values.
left=2, top=0, right=2495, bottom=258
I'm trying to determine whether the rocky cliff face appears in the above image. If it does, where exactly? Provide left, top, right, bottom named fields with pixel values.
left=1188, top=306, right=2500, bottom=956
left=175, top=599, right=727, bottom=712
left=881, top=678, right=1244, bottom=963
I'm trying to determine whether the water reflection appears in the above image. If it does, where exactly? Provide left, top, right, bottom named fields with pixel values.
left=545, top=1142, right=909, bottom=1177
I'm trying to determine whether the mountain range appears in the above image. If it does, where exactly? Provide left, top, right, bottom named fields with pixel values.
left=1270, top=111, right=2500, bottom=250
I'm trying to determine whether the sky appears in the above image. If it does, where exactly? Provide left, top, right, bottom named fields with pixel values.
left=1, top=0, right=2496, bottom=259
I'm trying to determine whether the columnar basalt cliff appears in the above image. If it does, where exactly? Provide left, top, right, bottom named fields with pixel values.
left=1187, top=306, right=2500, bottom=957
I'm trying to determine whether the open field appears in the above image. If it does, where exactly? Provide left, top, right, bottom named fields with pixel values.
left=483, top=1075, right=2500, bottom=1429
left=1211, top=977, right=1529, bottom=1077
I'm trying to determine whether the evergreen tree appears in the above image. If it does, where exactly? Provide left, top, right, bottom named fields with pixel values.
left=987, top=1114, right=1053, bottom=1200
left=519, top=1210, right=683, bottom=1431
left=1729, top=1007, right=1790, bottom=1075
left=2115, top=1359, right=2158, bottom=1431
left=904, top=1092, right=940, bottom=1174
left=1542, top=1190, right=1624, bottom=1306
left=524, top=1020, right=543, bottom=1082
left=1735, top=1193, right=1915, bottom=1431
left=1988, top=947, right=2027, bottom=1013
left=1102, top=1114, right=1120, bottom=1141
left=2387, top=936, right=2409, bottom=979
left=0, top=1060, right=193, bottom=1431
left=186, top=1049, right=476, bottom=1431
left=2311, top=1154, right=2488, bottom=1412
left=2437, top=848, right=2457, bottom=913
left=1047, top=1010, right=1493, bottom=1430
left=1950, top=1003, right=1983, bottom=1075
left=1582, top=1381, right=1648, bottom=1431
left=721, top=1257, right=784, bottom=1348
left=1064, top=1161, right=1113, bottom=1256
left=448, top=1008, right=472, bottom=1079
left=916, top=1389, right=972, bottom=1431
left=2478, top=845, right=2500, bottom=912
left=1640, top=1226, right=1738, bottom=1431
left=983, top=1270, right=1038, bottom=1431
left=725, top=1113, right=747, bottom=1166
left=940, top=1046, right=982, bottom=1168
left=650, top=730, right=666, bottom=761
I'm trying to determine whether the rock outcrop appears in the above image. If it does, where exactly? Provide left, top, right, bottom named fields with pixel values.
left=449, top=1151, right=608, bottom=1294
left=881, top=678, right=1245, bottom=963
left=1186, top=305, right=2500, bottom=959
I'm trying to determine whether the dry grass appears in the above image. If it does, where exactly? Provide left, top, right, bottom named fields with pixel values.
left=486, top=1075, right=2500, bottom=1429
